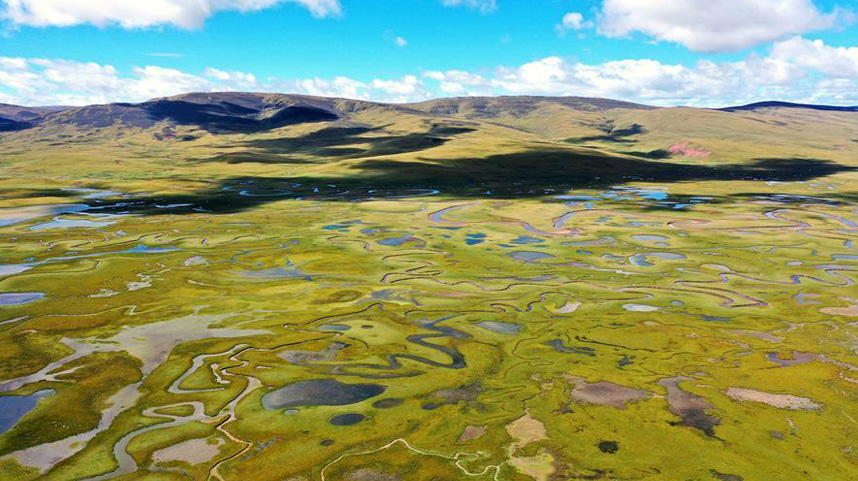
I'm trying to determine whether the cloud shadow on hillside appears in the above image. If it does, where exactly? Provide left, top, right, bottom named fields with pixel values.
left=195, top=125, right=477, bottom=163
left=60, top=146, right=858, bottom=215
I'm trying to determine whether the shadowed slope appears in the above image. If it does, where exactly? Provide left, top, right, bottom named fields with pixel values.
left=44, top=99, right=339, bottom=133
left=51, top=148, right=856, bottom=215
left=720, top=101, right=858, bottom=113
left=196, top=124, right=478, bottom=163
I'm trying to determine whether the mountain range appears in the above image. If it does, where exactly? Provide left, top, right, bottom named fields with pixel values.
left=1, top=92, right=856, bottom=200
left=2, top=93, right=856, bottom=135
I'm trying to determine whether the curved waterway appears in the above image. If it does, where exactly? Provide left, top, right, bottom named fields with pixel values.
left=328, top=316, right=469, bottom=378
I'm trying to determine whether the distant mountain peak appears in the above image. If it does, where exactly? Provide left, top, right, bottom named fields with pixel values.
left=719, top=101, right=858, bottom=113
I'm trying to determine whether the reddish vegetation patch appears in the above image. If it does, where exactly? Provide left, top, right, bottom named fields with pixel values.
left=567, top=376, right=651, bottom=409
left=657, top=377, right=720, bottom=436
left=669, top=142, right=710, bottom=157
left=457, top=425, right=487, bottom=442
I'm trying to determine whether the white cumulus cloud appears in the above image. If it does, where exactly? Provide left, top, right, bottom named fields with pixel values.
left=3, top=37, right=858, bottom=107
left=370, top=75, right=434, bottom=102
left=0, top=58, right=248, bottom=105
left=422, top=69, right=492, bottom=96
left=597, top=0, right=850, bottom=53
left=769, top=36, right=858, bottom=77
left=288, top=76, right=370, bottom=100
left=204, top=68, right=258, bottom=89
left=562, top=12, right=590, bottom=30
left=556, top=12, right=593, bottom=37
left=1, top=0, right=342, bottom=29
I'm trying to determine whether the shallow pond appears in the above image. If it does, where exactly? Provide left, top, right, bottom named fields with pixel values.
left=0, top=292, right=44, bottom=306
left=262, top=380, right=385, bottom=410
left=377, top=234, right=415, bottom=246
left=0, top=390, right=53, bottom=434
left=632, top=234, right=670, bottom=244
left=29, top=218, right=117, bottom=231
left=546, top=339, right=596, bottom=356
left=629, top=252, right=687, bottom=267
left=329, top=413, right=366, bottom=426
left=0, top=204, right=90, bottom=228
left=623, top=304, right=661, bottom=312
left=477, top=321, right=521, bottom=335
left=318, top=324, right=351, bottom=332
left=512, top=236, right=544, bottom=245
left=0, top=265, right=33, bottom=277
left=508, top=251, right=555, bottom=263
left=465, top=233, right=486, bottom=245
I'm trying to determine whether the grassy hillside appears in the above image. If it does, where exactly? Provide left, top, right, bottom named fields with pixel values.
left=1, top=92, right=856, bottom=200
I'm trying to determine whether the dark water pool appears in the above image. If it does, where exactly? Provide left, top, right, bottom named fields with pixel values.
left=262, top=379, right=385, bottom=410
left=329, top=413, right=366, bottom=426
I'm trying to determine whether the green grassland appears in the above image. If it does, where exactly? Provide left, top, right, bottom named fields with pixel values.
left=0, top=94, right=857, bottom=480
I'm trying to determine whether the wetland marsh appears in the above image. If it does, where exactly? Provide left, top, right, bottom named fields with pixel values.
left=0, top=93, right=857, bottom=480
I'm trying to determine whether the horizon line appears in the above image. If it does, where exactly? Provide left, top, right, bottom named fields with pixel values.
left=4, top=92, right=858, bottom=111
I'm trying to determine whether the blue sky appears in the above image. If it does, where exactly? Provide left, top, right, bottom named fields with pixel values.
left=1, top=1, right=717, bottom=77
left=1, top=0, right=857, bottom=106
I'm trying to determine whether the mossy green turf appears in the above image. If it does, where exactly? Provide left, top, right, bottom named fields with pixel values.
left=0, top=101, right=857, bottom=480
